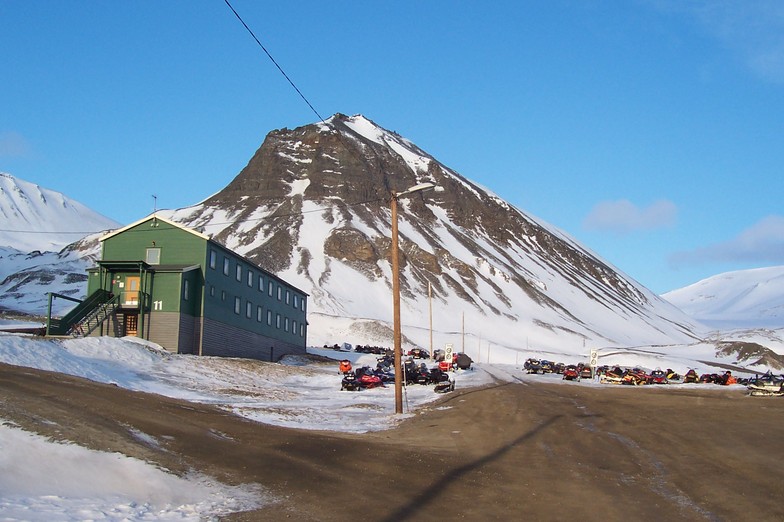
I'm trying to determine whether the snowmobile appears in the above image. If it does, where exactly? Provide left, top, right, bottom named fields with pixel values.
left=428, top=367, right=455, bottom=393
left=434, top=379, right=455, bottom=393
left=665, top=369, right=682, bottom=383
left=622, top=368, right=647, bottom=385
left=747, top=372, right=784, bottom=397
left=578, top=364, right=593, bottom=380
left=455, top=352, right=473, bottom=370
left=402, top=359, right=429, bottom=385
left=407, top=347, right=429, bottom=359
left=648, top=369, right=668, bottom=385
left=700, top=373, right=721, bottom=384
left=599, top=366, right=625, bottom=385
left=341, top=371, right=360, bottom=391
left=719, top=371, right=737, bottom=385
left=562, top=364, right=580, bottom=381
left=523, top=358, right=542, bottom=374
left=683, top=369, right=699, bottom=384
left=355, top=366, right=384, bottom=389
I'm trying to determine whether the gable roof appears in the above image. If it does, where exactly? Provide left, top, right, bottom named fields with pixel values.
left=99, top=214, right=210, bottom=242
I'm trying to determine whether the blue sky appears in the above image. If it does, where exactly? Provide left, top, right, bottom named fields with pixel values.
left=2, top=0, right=783, bottom=294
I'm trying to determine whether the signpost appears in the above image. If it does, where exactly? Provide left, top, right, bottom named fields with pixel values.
left=589, top=349, right=598, bottom=379
left=444, top=343, right=454, bottom=368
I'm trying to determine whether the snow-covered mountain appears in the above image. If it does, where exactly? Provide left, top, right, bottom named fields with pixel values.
left=155, top=113, right=702, bottom=360
left=0, top=172, right=119, bottom=252
left=3, top=115, right=784, bottom=369
left=0, top=173, right=118, bottom=316
left=663, top=266, right=784, bottom=329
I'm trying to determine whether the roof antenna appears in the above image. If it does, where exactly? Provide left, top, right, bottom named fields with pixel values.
left=151, top=194, right=159, bottom=227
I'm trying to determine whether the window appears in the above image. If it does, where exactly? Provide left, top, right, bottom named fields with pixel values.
left=146, top=248, right=161, bottom=265
left=268, top=280, right=273, bottom=297
left=247, top=271, right=253, bottom=287
left=183, top=280, right=189, bottom=301
left=285, top=290, right=290, bottom=305
left=209, top=250, right=216, bottom=269
left=223, top=258, right=230, bottom=276
left=234, top=297, right=241, bottom=315
left=236, top=264, right=242, bottom=282
left=293, top=295, right=299, bottom=309
left=292, top=320, right=297, bottom=334
left=257, top=305, right=263, bottom=322
left=299, top=323, right=304, bottom=337
left=258, top=276, right=264, bottom=292
left=277, top=286, right=282, bottom=301
left=246, top=301, right=252, bottom=319
left=275, top=314, right=281, bottom=329
left=221, top=290, right=226, bottom=301
left=301, top=298, right=305, bottom=312
left=209, top=285, right=215, bottom=297
left=284, top=317, right=289, bottom=332
left=267, top=310, right=272, bottom=326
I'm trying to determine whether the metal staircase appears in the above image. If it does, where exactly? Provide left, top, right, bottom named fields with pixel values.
left=69, top=294, right=120, bottom=337
left=46, top=289, right=118, bottom=337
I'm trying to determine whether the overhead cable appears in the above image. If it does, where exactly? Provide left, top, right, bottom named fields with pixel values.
left=223, top=0, right=325, bottom=123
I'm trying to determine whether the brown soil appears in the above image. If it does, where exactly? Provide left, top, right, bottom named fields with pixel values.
left=1, top=362, right=782, bottom=521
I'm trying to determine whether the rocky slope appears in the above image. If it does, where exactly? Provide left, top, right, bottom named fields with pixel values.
left=163, top=114, right=701, bottom=357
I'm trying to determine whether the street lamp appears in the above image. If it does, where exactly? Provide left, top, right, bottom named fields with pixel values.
left=391, top=182, right=436, bottom=414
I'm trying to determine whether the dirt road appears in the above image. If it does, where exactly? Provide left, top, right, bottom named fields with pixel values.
left=1, top=362, right=782, bottom=521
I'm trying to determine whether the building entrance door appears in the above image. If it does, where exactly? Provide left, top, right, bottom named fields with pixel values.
left=125, top=314, right=138, bottom=336
left=124, top=276, right=140, bottom=306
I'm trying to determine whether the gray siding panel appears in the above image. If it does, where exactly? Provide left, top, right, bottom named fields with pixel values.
left=200, top=317, right=305, bottom=361
left=147, top=311, right=182, bottom=353
left=177, top=314, right=200, bottom=355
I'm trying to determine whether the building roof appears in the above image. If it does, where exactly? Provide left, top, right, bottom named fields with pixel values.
left=99, top=214, right=210, bottom=242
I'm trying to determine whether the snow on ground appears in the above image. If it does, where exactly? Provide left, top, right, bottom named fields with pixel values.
left=0, top=420, right=269, bottom=521
left=0, top=332, right=769, bottom=520
left=0, top=333, right=493, bottom=520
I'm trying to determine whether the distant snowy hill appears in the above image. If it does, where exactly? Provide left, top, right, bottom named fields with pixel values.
left=0, top=173, right=118, bottom=316
left=663, top=266, right=784, bottom=329
left=0, top=172, right=119, bottom=252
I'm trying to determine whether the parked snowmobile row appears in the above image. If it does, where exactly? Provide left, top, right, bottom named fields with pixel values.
left=521, top=358, right=775, bottom=390
left=339, top=355, right=456, bottom=393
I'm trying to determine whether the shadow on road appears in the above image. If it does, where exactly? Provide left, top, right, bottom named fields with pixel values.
left=382, top=414, right=563, bottom=521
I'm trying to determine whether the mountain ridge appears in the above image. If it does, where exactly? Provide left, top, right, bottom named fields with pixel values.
left=161, top=113, right=701, bottom=356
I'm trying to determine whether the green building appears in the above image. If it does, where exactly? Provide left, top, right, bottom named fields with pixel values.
left=47, top=214, right=307, bottom=361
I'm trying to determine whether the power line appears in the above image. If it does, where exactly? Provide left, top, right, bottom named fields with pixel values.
left=223, top=0, right=325, bottom=123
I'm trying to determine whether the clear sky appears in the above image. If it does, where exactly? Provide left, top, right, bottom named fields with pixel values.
left=2, top=0, right=783, bottom=294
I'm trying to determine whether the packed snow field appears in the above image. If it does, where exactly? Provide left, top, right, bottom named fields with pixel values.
left=0, top=333, right=779, bottom=520
left=0, top=334, right=494, bottom=521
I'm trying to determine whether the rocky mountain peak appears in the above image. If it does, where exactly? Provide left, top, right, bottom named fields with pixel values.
left=165, top=114, right=700, bottom=353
